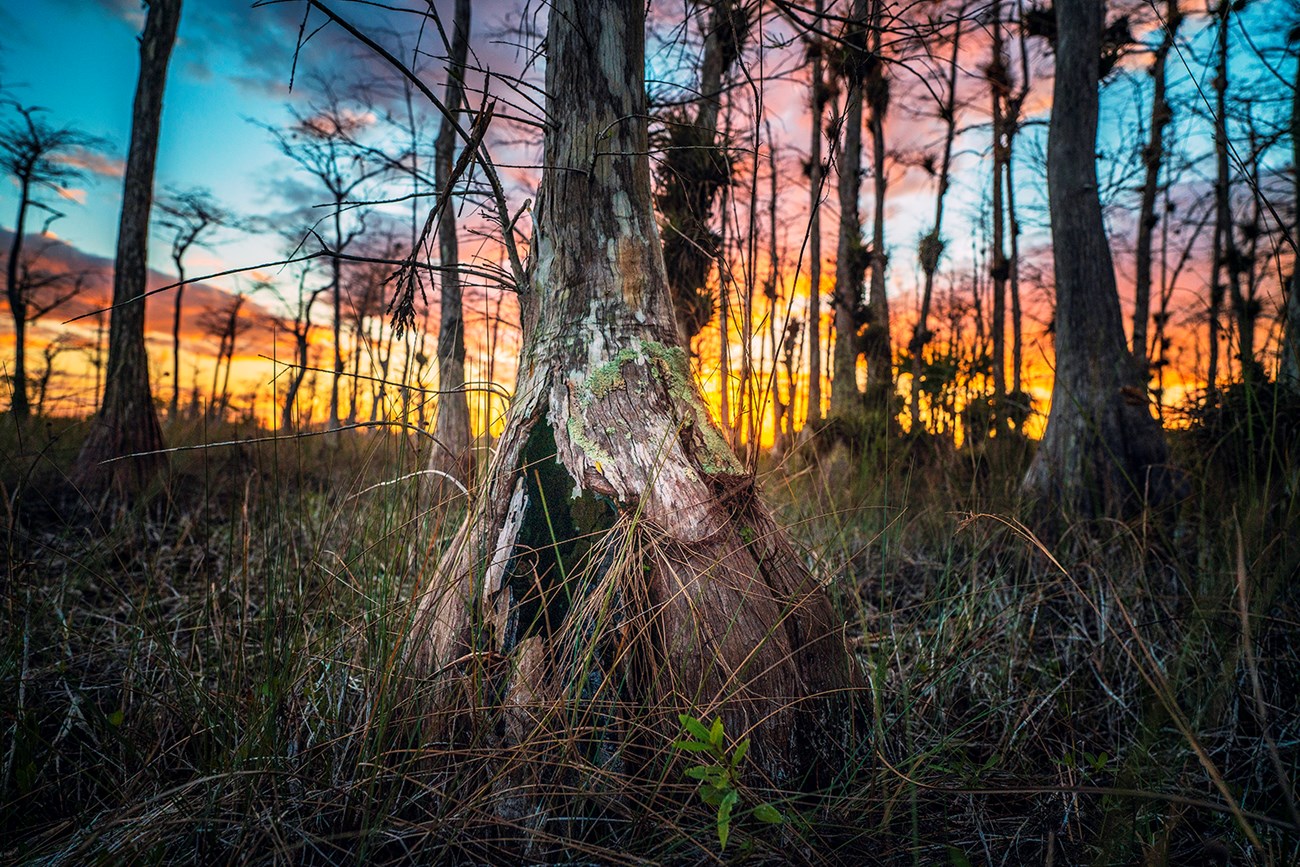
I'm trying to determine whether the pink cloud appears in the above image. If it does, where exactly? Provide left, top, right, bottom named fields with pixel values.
left=53, top=146, right=125, bottom=179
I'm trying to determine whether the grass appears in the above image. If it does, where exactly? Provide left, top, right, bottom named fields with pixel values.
left=1, top=410, right=1298, bottom=864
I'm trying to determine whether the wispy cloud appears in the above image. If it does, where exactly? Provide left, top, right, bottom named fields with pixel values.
left=55, top=186, right=87, bottom=204
left=54, top=146, right=125, bottom=179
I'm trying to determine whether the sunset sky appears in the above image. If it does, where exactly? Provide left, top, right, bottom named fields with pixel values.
left=0, top=0, right=1294, bottom=437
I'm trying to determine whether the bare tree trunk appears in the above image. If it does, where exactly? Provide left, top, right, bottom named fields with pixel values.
left=412, top=0, right=857, bottom=794
left=830, top=0, right=868, bottom=417
left=72, top=0, right=178, bottom=499
left=806, top=0, right=826, bottom=425
left=1132, top=0, right=1180, bottom=377
left=988, top=1, right=1009, bottom=416
left=719, top=183, right=732, bottom=432
left=863, top=0, right=891, bottom=404
left=1005, top=0, right=1032, bottom=412
left=1207, top=1, right=1234, bottom=395
left=169, top=257, right=186, bottom=418
left=5, top=180, right=31, bottom=421
left=329, top=204, right=344, bottom=427
left=1284, top=42, right=1300, bottom=392
left=1022, top=0, right=1177, bottom=520
left=428, top=0, right=474, bottom=495
left=766, top=133, right=787, bottom=455
left=1007, top=156, right=1024, bottom=401
left=910, top=17, right=961, bottom=432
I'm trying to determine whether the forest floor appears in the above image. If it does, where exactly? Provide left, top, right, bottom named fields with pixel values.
left=1, top=404, right=1298, bottom=865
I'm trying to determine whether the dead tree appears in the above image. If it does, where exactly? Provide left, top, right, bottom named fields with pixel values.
left=155, top=188, right=227, bottom=419
left=1131, top=0, right=1181, bottom=377
left=412, top=0, right=858, bottom=792
left=910, top=9, right=963, bottom=427
left=263, top=84, right=388, bottom=427
left=1, top=104, right=104, bottom=422
left=72, top=0, right=180, bottom=499
left=429, top=0, right=474, bottom=493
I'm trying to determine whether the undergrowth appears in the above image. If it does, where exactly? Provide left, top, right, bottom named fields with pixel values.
left=1, top=411, right=1297, bottom=864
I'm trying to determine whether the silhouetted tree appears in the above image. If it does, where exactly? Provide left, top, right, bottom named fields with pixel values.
left=1, top=103, right=105, bottom=421
left=264, top=82, right=388, bottom=427
left=155, top=187, right=228, bottom=418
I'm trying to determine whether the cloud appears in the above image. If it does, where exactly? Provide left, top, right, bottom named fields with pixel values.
left=55, top=186, right=87, bottom=204
left=0, top=228, right=278, bottom=343
left=54, top=146, right=125, bottom=179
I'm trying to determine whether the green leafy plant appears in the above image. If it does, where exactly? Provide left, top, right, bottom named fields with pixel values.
left=674, top=713, right=783, bottom=850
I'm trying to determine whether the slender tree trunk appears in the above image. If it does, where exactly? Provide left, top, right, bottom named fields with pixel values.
left=1207, top=1, right=1233, bottom=395
left=910, top=17, right=962, bottom=431
left=806, top=1, right=826, bottom=425
left=329, top=204, right=344, bottom=427
left=830, top=0, right=868, bottom=417
left=429, top=0, right=474, bottom=495
left=989, top=1, right=1009, bottom=415
left=1007, top=6, right=1030, bottom=406
left=282, top=329, right=309, bottom=432
left=766, top=135, right=787, bottom=455
left=169, top=256, right=185, bottom=418
left=72, top=0, right=178, bottom=499
left=863, top=0, right=891, bottom=402
left=1022, top=0, right=1177, bottom=520
left=1133, top=0, right=1179, bottom=376
left=5, top=182, right=31, bottom=420
left=718, top=181, right=732, bottom=432
left=1283, top=40, right=1300, bottom=392
left=1007, top=156, right=1024, bottom=401
left=412, top=0, right=857, bottom=796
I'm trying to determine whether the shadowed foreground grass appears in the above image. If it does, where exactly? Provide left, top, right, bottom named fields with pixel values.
left=1, top=412, right=1298, bottom=864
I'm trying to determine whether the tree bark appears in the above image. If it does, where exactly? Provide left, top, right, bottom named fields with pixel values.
left=412, top=0, right=857, bottom=792
left=428, top=0, right=474, bottom=495
left=829, top=0, right=869, bottom=417
left=1022, top=0, right=1177, bottom=520
left=72, top=0, right=178, bottom=499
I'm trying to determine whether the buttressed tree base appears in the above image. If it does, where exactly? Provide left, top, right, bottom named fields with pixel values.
left=411, top=0, right=859, bottom=795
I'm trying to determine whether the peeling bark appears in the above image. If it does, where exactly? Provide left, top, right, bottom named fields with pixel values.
left=412, top=0, right=858, bottom=794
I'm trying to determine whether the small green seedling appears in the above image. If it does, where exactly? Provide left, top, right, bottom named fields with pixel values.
left=673, top=713, right=783, bottom=850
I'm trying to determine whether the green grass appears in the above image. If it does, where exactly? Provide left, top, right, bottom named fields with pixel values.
left=1, top=411, right=1297, bottom=864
